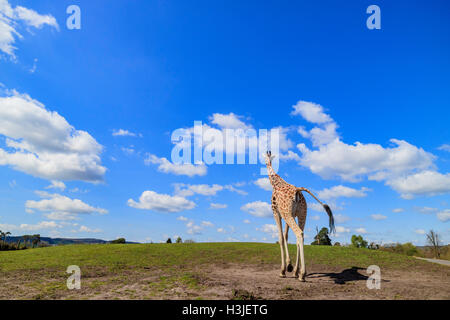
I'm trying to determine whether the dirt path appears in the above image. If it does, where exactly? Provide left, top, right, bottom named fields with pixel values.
left=200, top=263, right=450, bottom=300
left=0, top=263, right=448, bottom=300
left=415, top=257, right=450, bottom=266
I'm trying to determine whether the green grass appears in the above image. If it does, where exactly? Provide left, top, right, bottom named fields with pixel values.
left=0, top=242, right=439, bottom=273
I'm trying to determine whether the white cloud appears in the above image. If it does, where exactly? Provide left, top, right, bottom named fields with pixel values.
left=386, top=170, right=450, bottom=199
left=45, top=180, right=66, bottom=191
left=144, top=154, right=207, bottom=177
left=0, top=1, right=58, bottom=58
left=257, top=224, right=278, bottom=238
left=298, top=139, right=435, bottom=183
left=0, top=91, right=106, bottom=182
left=217, top=227, right=226, bottom=233
left=243, top=219, right=251, bottom=224
left=177, top=216, right=188, bottom=221
left=415, top=206, right=438, bottom=214
left=437, top=209, right=450, bottom=222
left=201, top=221, right=214, bottom=227
left=20, top=221, right=60, bottom=231
left=223, top=184, right=248, bottom=195
left=292, top=100, right=449, bottom=200
left=79, top=225, right=101, bottom=233
left=298, top=122, right=339, bottom=147
left=112, top=129, right=141, bottom=137
left=174, top=183, right=224, bottom=197
left=127, top=190, right=196, bottom=213
left=308, top=202, right=324, bottom=212
left=291, top=101, right=333, bottom=124
left=209, top=112, right=251, bottom=130
left=414, top=229, right=426, bottom=235
left=371, top=214, right=387, bottom=221
left=209, top=203, right=227, bottom=209
left=438, top=144, right=450, bottom=152
left=241, top=201, right=272, bottom=218
left=334, top=214, right=350, bottom=223
left=310, top=215, right=320, bottom=221
left=254, top=178, right=272, bottom=191
left=173, top=183, right=246, bottom=197
left=279, top=150, right=301, bottom=162
left=317, top=185, right=370, bottom=200
left=354, top=227, right=368, bottom=234
left=392, top=208, right=404, bottom=213
left=121, top=146, right=135, bottom=155
left=0, top=220, right=60, bottom=231
left=187, top=223, right=203, bottom=235
left=25, top=192, right=107, bottom=220
left=335, top=226, right=350, bottom=233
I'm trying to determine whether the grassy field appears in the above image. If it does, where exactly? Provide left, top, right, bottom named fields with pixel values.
left=0, top=243, right=449, bottom=300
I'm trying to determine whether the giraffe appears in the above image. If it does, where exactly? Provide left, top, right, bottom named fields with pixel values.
left=264, top=151, right=335, bottom=281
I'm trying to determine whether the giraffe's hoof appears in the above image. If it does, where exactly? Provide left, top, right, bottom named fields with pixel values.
left=298, top=277, right=306, bottom=282
left=279, top=273, right=286, bottom=278
left=287, top=264, right=293, bottom=273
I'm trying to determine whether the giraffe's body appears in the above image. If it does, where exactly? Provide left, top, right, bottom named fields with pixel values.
left=265, top=151, right=334, bottom=281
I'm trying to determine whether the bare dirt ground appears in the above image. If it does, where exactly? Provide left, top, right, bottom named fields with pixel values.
left=1, top=262, right=449, bottom=300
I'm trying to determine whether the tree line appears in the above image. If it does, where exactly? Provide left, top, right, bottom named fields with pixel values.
left=0, top=231, right=42, bottom=251
left=311, top=227, right=445, bottom=259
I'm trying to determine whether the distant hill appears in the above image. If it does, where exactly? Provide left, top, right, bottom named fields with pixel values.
left=4, top=236, right=139, bottom=245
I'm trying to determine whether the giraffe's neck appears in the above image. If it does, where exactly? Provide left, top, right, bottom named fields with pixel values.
left=267, top=163, right=288, bottom=188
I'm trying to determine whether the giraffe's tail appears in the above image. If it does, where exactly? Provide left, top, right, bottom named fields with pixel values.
left=297, top=188, right=335, bottom=234
left=323, top=204, right=335, bottom=234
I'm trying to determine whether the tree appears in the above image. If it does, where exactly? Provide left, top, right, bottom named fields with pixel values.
left=334, top=242, right=341, bottom=246
left=166, top=238, right=172, bottom=244
left=311, top=227, right=332, bottom=246
left=426, top=230, right=441, bottom=259
left=22, top=235, right=30, bottom=248
left=176, top=237, right=182, bottom=243
left=351, top=235, right=368, bottom=248
left=4, top=231, right=11, bottom=243
left=32, top=234, right=41, bottom=248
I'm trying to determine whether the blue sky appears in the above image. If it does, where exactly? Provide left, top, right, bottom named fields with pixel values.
left=0, top=0, right=449, bottom=245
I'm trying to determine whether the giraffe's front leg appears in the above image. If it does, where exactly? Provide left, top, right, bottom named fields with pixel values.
left=273, top=210, right=287, bottom=278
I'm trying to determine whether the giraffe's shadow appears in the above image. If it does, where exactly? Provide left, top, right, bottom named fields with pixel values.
left=306, top=266, right=389, bottom=285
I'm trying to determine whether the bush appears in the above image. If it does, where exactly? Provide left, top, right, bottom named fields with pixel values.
left=0, top=242, right=26, bottom=251
left=368, top=242, right=380, bottom=250
left=351, top=235, right=368, bottom=248
left=334, top=242, right=341, bottom=246
left=381, top=242, right=419, bottom=256
left=111, top=238, right=126, bottom=244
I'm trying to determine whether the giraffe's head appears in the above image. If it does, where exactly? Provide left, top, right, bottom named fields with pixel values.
left=264, top=151, right=275, bottom=167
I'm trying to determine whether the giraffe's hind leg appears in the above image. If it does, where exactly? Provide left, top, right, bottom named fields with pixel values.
left=273, top=209, right=287, bottom=278
left=283, top=223, right=293, bottom=272
left=293, top=217, right=300, bottom=278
